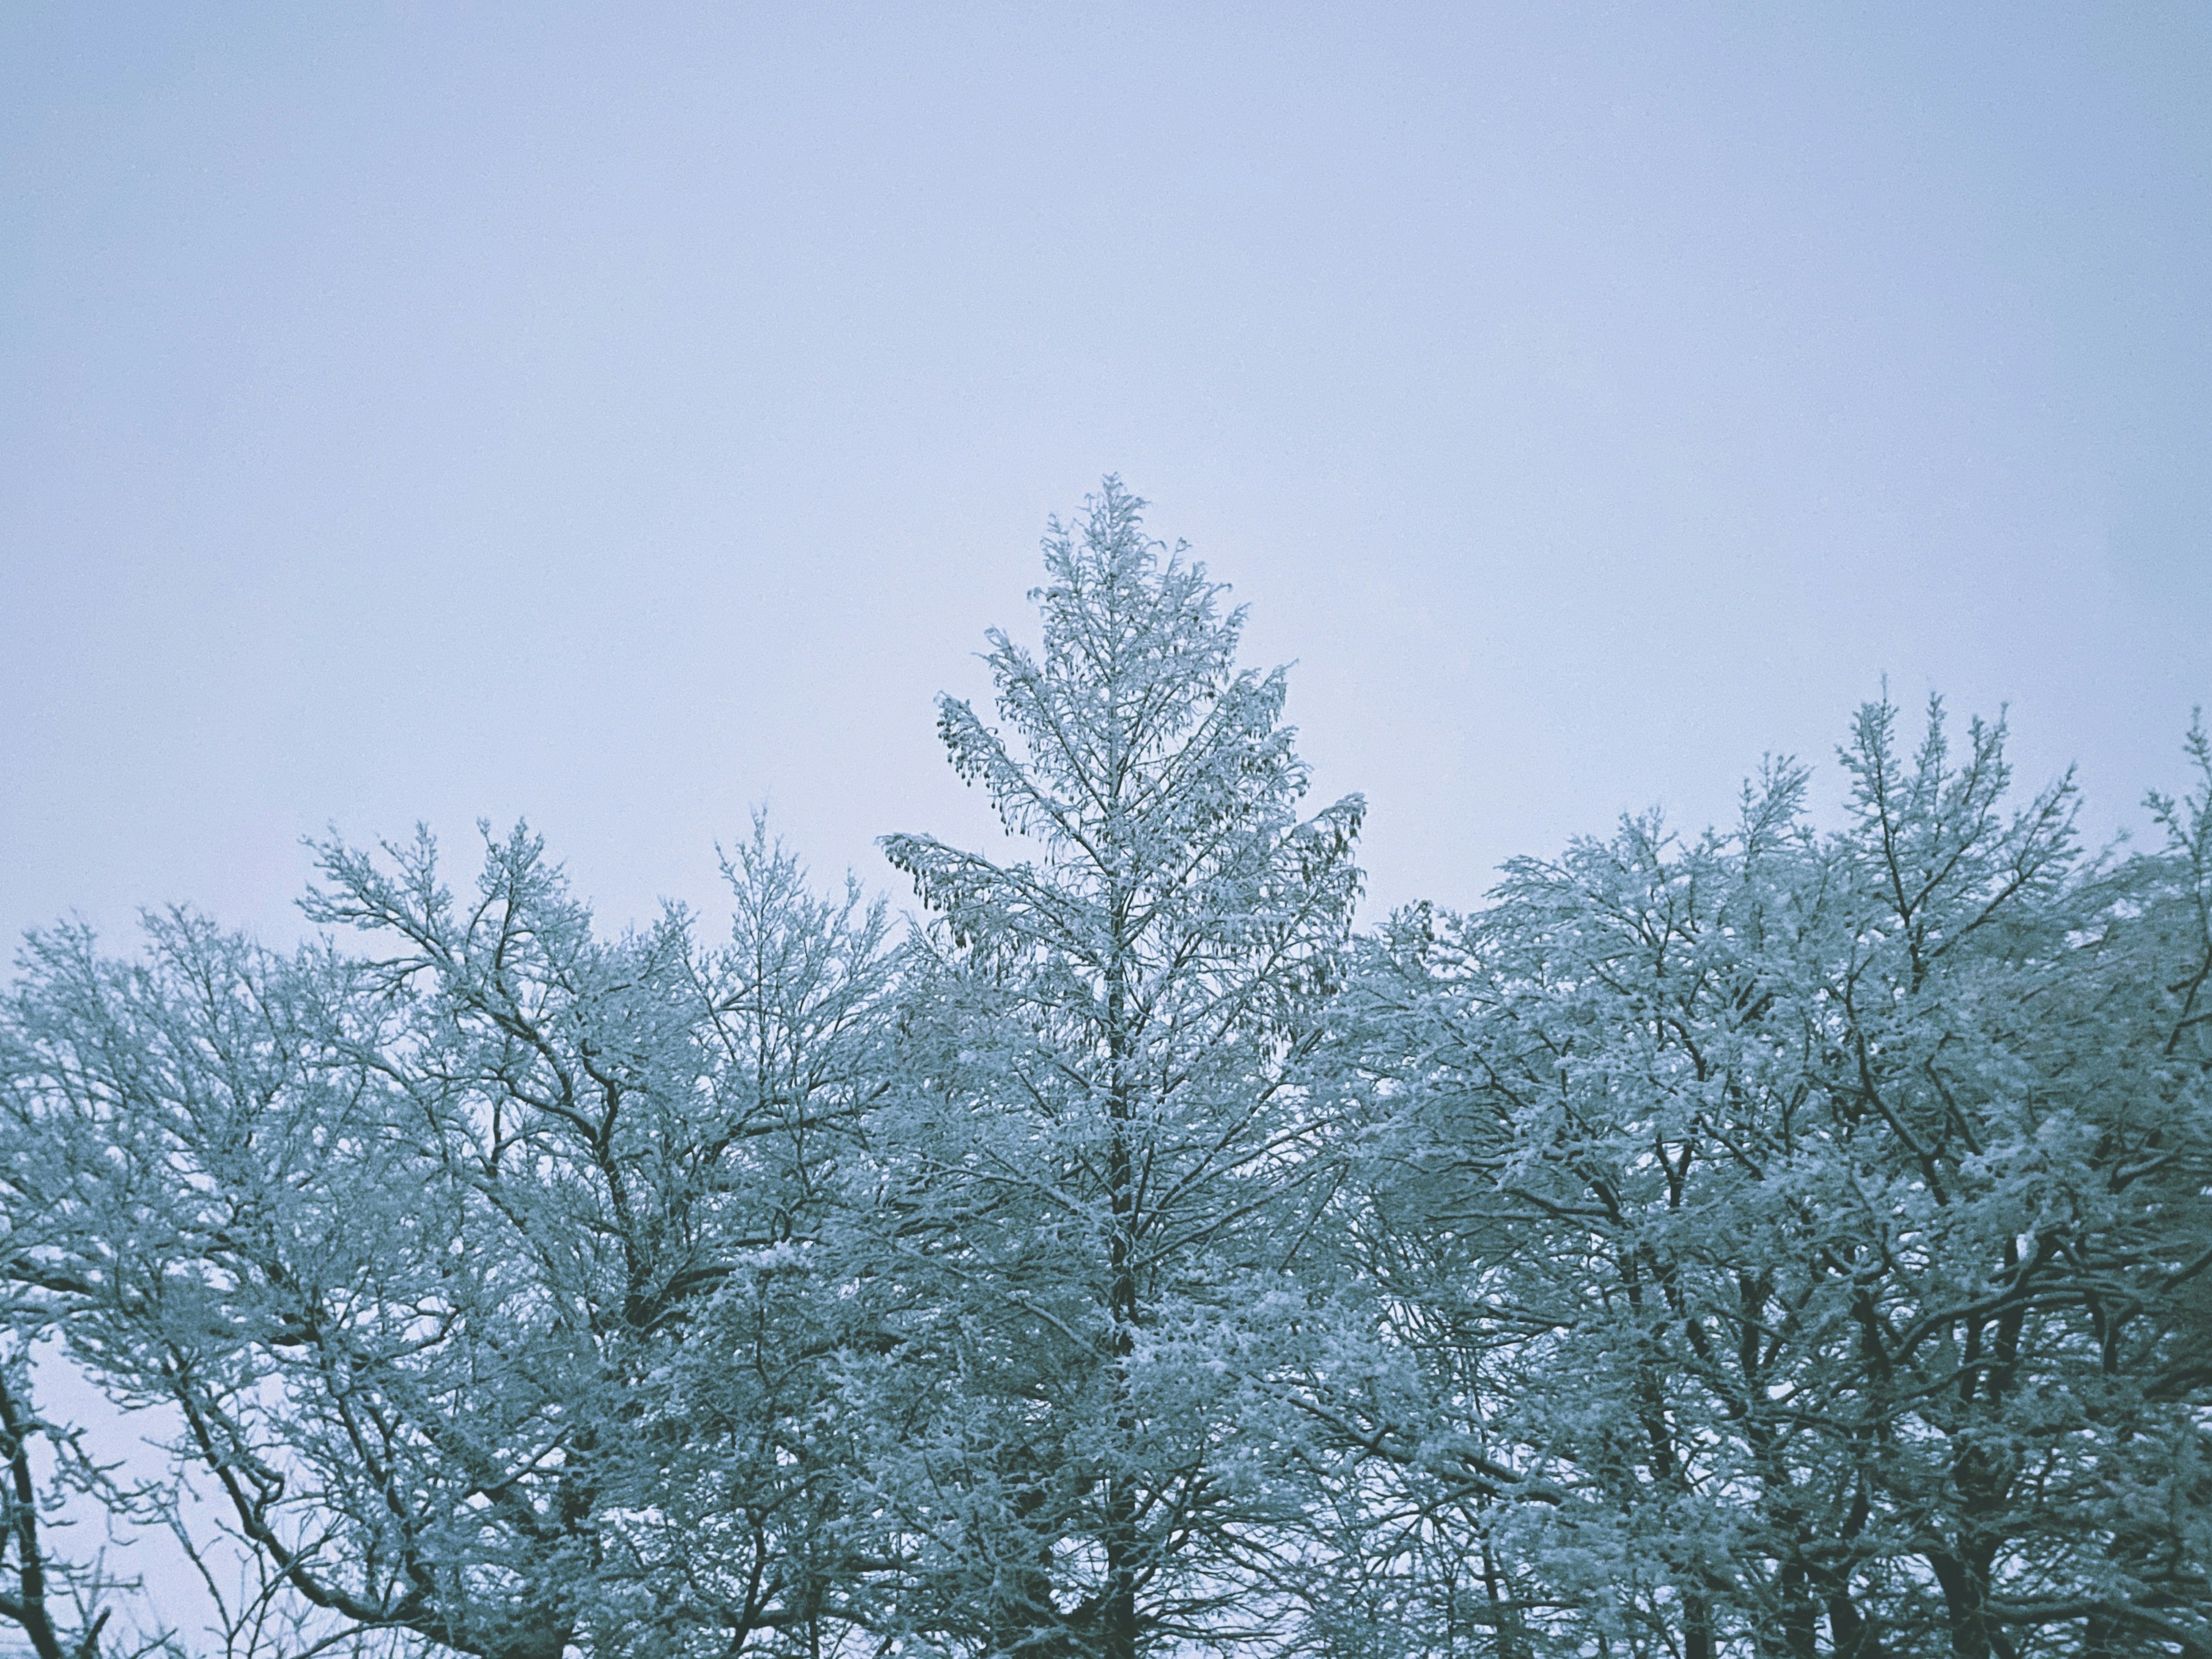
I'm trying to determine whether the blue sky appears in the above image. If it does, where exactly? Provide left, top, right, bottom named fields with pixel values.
left=5, top=5, right=2207, bottom=949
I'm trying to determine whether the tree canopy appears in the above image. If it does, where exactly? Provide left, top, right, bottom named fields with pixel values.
left=3, top=482, right=2206, bottom=1659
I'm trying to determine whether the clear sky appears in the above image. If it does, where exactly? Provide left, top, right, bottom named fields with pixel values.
left=5, top=5, right=2208, bottom=954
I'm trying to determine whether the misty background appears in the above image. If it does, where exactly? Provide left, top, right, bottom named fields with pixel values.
left=5, top=5, right=2209, bottom=952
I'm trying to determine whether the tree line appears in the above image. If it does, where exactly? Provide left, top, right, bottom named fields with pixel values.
left=3, top=481, right=2207, bottom=1659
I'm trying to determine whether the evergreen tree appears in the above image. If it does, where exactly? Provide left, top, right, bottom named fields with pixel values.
left=861, top=479, right=1363, bottom=1659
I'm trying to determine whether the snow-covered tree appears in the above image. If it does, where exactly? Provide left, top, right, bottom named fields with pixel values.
left=0, top=819, right=892, bottom=1659
left=6, top=482, right=2205, bottom=1659
left=859, top=479, right=1363, bottom=1659
left=1323, top=701, right=2212, bottom=1659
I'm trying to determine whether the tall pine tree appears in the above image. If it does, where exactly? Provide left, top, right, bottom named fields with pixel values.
left=861, top=479, right=1364, bottom=1659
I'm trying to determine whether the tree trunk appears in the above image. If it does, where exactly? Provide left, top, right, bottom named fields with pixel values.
left=1778, top=1559, right=1817, bottom=1659
left=1928, top=1548, right=1995, bottom=1659
left=1103, top=940, right=1139, bottom=1659
left=1824, top=1585, right=1884, bottom=1659
left=1682, top=1591, right=1714, bottom=1659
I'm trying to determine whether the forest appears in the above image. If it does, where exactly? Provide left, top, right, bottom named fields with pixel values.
left=3, top=482, right=2208, bottom=1659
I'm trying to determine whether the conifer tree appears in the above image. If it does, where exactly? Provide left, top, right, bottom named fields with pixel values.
left=864, top=479, right=1363, bottom=1659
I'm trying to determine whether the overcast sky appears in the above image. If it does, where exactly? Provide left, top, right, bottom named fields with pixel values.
left=5, top=5, right=2209, bottom=955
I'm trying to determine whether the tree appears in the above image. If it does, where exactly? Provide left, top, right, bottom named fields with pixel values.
left=857, top=479, right=1364, bottom=1659
left=0, top=819, right=891, bottom=1659
left=7, top=483, right=2205, bottom=1659
left=1319, top=700, right=2212, bottom=1659
left=0, top=1214, right=170, bottom=1659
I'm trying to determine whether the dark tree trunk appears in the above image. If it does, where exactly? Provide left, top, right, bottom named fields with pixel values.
left=1683, top=1592, right=1714, bottom=1659
left=1778, top=1559, right=1818, bottom=1659
left=1928, top=1547, right=1998, bottom=1659
left=1102, top=944, right=1139, bottom=1659
left=1825, top=1586, right=1884, bottom=1659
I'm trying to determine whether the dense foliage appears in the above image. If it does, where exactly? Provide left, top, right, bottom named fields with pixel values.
left=3, top=483, right=2206, bottom=1659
